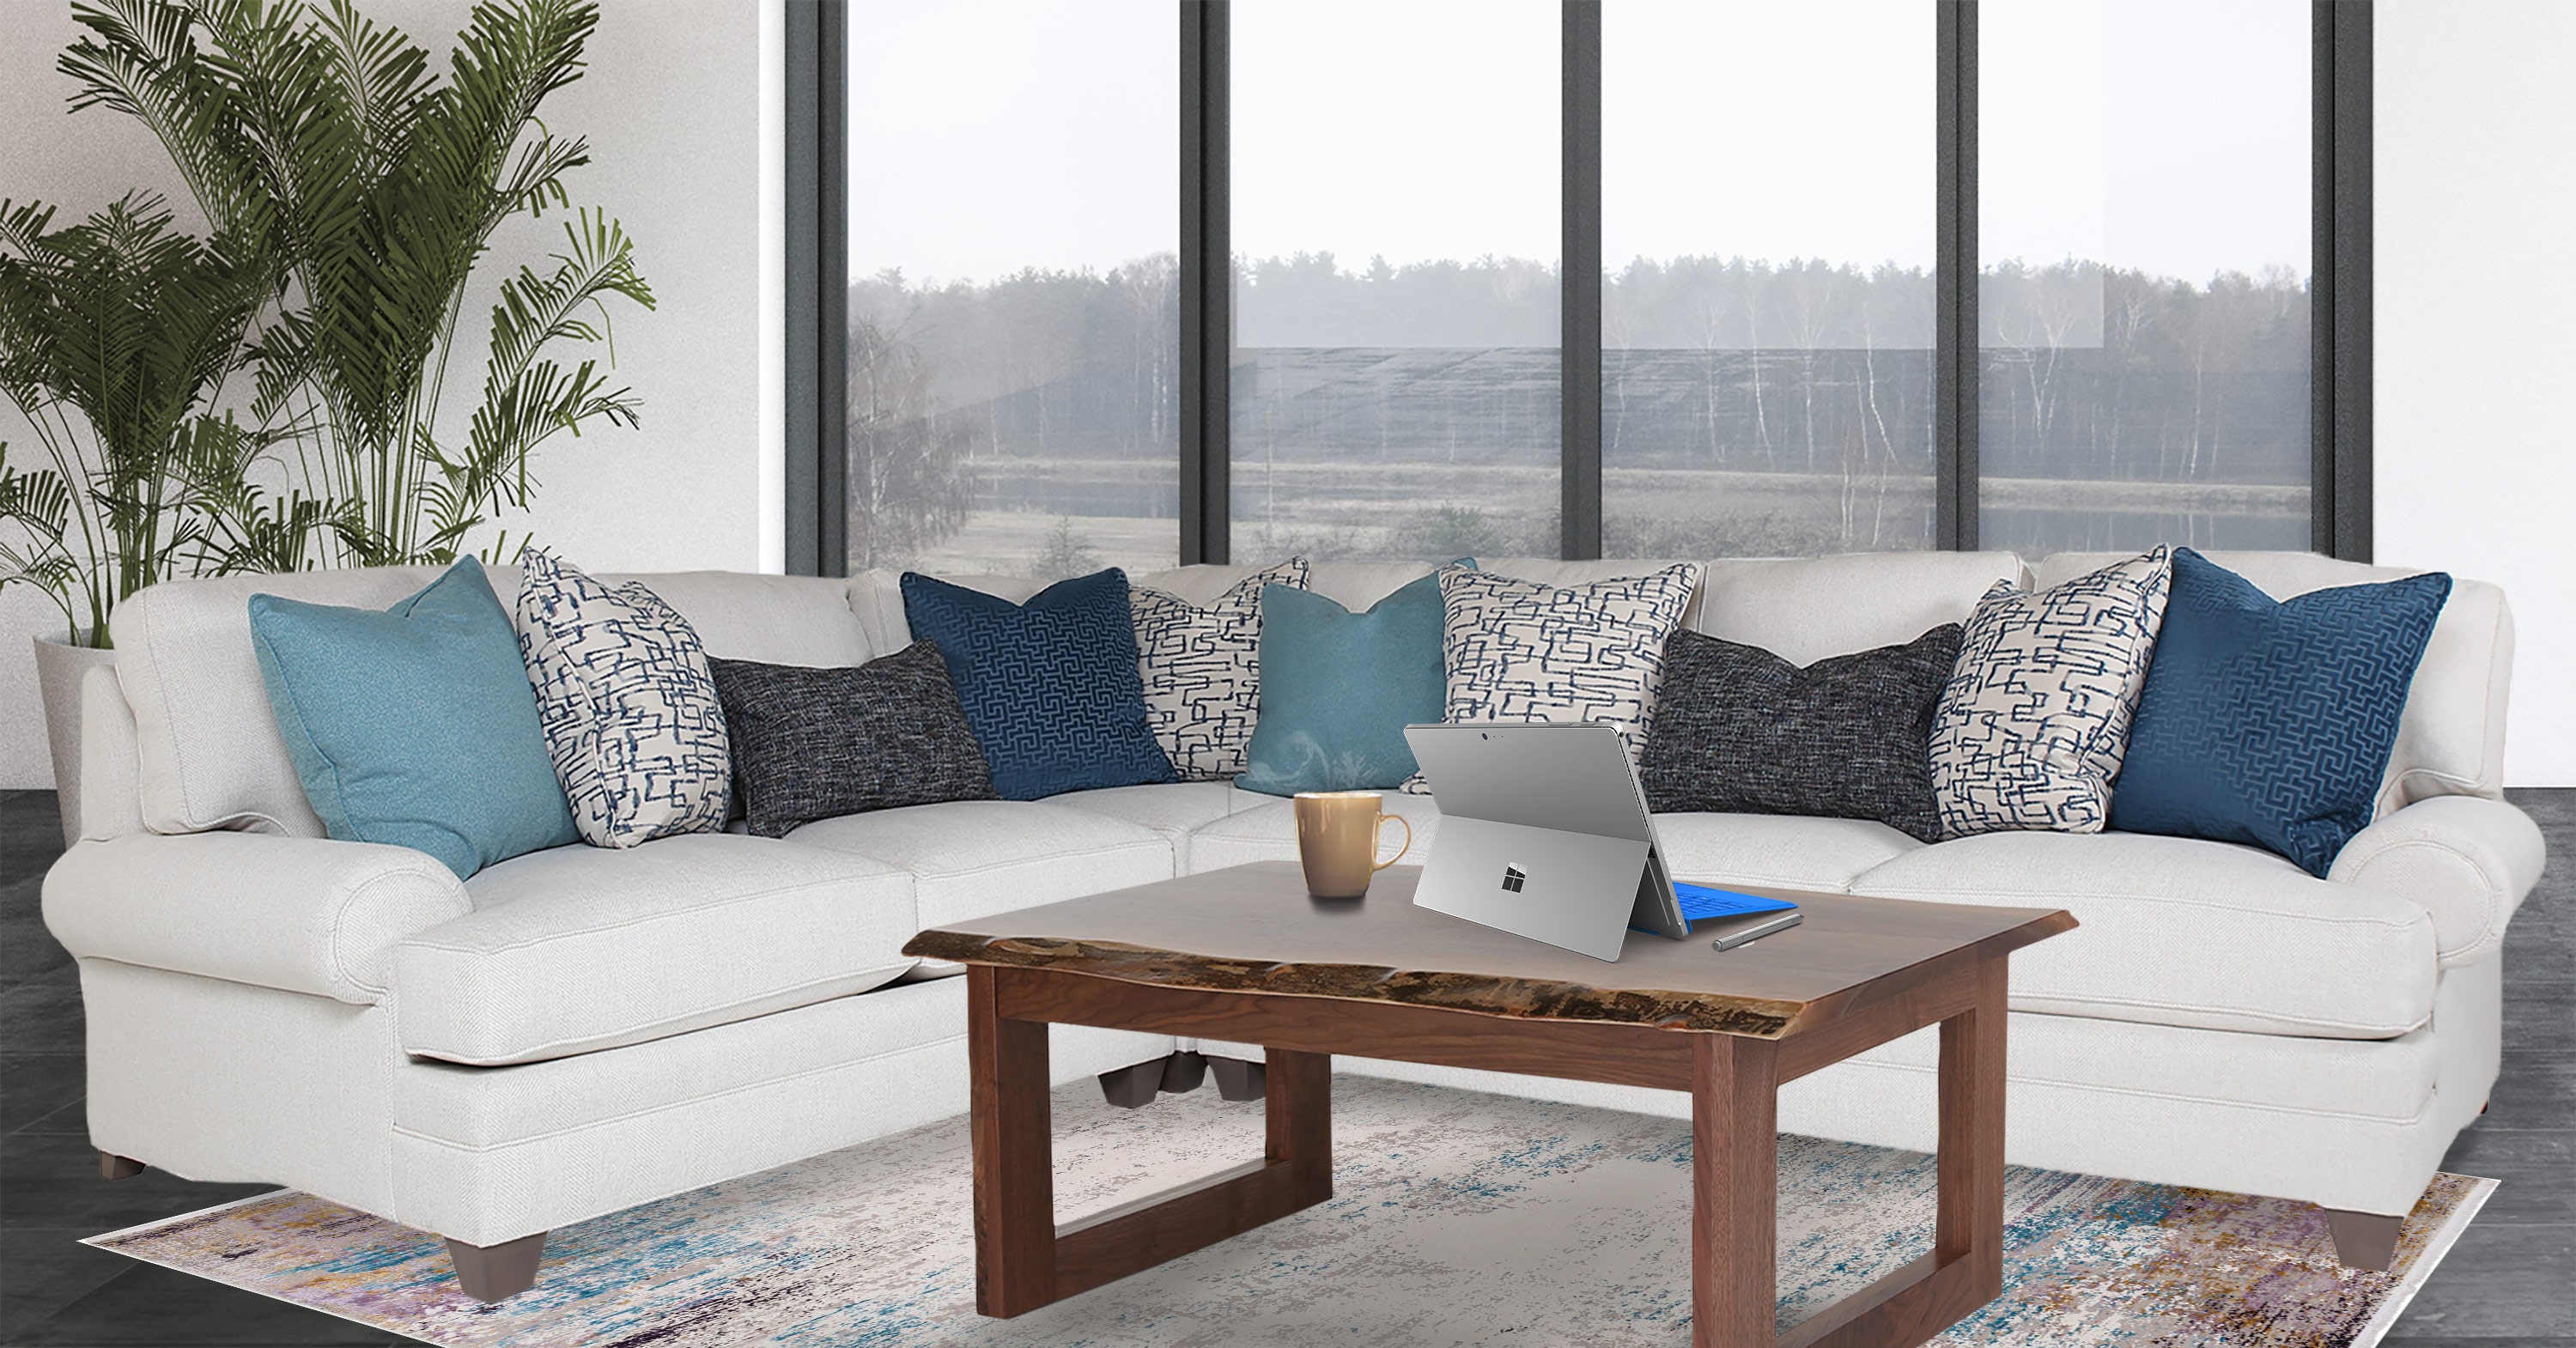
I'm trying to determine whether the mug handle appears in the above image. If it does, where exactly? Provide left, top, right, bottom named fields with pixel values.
left=1371, top=813, right=1413, bottom=871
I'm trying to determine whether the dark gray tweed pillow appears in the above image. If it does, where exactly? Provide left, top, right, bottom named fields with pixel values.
left=1639, top=624, right=1963, bottom=841
left=708, top=641, right=997, bottom=839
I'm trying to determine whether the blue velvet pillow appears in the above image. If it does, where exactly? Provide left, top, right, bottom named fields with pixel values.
left=1238, top=571, right=1453, bottom=796
left=899, top=568, right=1176, bottom=800
left=248, top=559, right=579, bottom=879
left=2110, top=549, right=2451, bottom=877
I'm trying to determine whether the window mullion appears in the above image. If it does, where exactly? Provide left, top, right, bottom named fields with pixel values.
left=1562, top=0, right=1603, bottom=562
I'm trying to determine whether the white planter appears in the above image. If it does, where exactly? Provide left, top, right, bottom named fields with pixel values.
left=34, top=631, right=117, bottom=849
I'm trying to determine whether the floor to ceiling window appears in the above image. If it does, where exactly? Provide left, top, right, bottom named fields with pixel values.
left=1601, top=0, right=1937, bottom=558
left=1978, top=0, right=2314, bottom=554
left=1228, top=0, right=1561, bottom=562
left=845, top=0, right=1179, bottom=579
left=807, top=2, right=2361, bottom=573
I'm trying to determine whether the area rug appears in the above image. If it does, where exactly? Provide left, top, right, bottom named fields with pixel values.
left=88, top=1075, right=2489, bottom=1348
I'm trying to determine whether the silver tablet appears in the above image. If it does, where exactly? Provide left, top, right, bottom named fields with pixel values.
left=1401, top=722, right=1689, bottom=961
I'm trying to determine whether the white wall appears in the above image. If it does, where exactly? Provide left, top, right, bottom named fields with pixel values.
left=0, top=0, right=775, bottom=788
left=2377, top=0, right=2576, bottom=786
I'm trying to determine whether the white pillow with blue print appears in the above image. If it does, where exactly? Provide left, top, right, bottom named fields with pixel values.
left=1432, top=562, right=1705, bottom=763
left=515, top=550, right=732, bottom=847
left=1929, top=546, right=2172, bottom=839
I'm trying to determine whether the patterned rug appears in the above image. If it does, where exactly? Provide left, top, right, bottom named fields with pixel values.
left=88, top=1075, right=2489, bottom=1348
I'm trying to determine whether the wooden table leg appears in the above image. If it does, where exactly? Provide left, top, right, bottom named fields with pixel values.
left=1935, top=958, right=2008, bottom=1302
left=970, top=965, right=1340, bottom=1318
left=1266, top=1047, right=1333, bottom=1208
left=969, top=964, right=1055, bottom=1317
left=1773, top=956, right=2012, bottom=1348
left=1693, top=1032, right=1780, bottom=1348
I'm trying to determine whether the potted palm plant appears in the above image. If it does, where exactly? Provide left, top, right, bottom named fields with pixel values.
left=58, top=0, right=656, bottom=569
left=0, top=193, right=294, bottom=845
left=2, top=0, right=653, bottom=844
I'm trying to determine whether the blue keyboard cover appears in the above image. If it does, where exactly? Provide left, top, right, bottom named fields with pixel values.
left=1674, top=883, right=1797, bottom=923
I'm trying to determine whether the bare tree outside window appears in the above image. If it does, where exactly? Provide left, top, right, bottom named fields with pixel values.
left=1601, top=0, right=1939, bottom=558
left=1227, top=0, right=1563, bottom=562
left=1978, top=0, right=2313, bottom=553
left=846, top=1, right=1178, bottom=577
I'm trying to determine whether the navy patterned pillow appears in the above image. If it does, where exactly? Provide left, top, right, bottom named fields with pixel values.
left=708, top=642, right=998, bottom=838
left=1929, top=547, right=2171, bottom=838
left=900, top=568, right=1178, bottom=800
left=2110, top=549, right=2451, bottom=877
left=514, top=550, right=731, bottom=847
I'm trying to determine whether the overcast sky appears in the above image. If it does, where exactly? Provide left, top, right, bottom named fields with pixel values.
left=848, top=0, right=2311, bottom=288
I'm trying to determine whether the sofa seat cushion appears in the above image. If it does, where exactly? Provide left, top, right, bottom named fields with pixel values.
left=1850, top=831, right=2439, bottom=1039
left=1655, top=814, right=1924, bottom=894
left=1043, top=782, right=1264, bottom=872
left=786, top=799, right=1175, bottom=928
left=397, top=834, right=915, bottom=1066
left=1188, top=790, right=1444, bottom=875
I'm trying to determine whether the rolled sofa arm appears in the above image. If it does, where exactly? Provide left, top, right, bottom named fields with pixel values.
left=42, top=832, right=471, bottom=1005
left=2329, top=794, right=2545, bottom=967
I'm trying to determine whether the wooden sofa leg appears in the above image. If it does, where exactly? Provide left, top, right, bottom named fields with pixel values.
left=99, top=1152, right=145, bottom=1180
left=445, top=1232, right=547, bottom=1303
left=2325, top=1208, right=2404, bottom=1272
left=1098, top=1058, right=1164, bottom=1108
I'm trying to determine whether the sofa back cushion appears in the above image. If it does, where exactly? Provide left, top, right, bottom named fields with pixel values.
left=596, top=571, right=875, bottom=668
left=112, top=567, right=872, bottom=837
left=2035, top=550, right=2512, bottom=814
left=849, top=561, right=1446, bottom=653
left=1693, top=552, right=2029, bottom=664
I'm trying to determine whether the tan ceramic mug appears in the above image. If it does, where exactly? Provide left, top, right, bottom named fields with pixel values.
left=1293, top=791, right=1413, bottom=898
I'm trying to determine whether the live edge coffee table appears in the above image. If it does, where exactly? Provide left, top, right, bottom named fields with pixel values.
left=902, top=860, right=2074, bottom=1348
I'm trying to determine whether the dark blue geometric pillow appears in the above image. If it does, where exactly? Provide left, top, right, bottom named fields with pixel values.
left=2109, top=549, right=2451, bottom=877
left=898, top=568, right=1177, bottom=800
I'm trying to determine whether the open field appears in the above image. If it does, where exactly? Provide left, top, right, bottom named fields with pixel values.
left=895, top=456, right=2312, bottom=572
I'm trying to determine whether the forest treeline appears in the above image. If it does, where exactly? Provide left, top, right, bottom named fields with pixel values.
left=847, top=252, right=2308, bottom=565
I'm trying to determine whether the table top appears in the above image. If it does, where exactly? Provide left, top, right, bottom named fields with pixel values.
left=903, top=861, right=2074, bottom=1039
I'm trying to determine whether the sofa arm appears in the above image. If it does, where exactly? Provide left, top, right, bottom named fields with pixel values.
left=2329, top=795, right=2544, bottom=967
left=42, top=832, right=471, bottom=1005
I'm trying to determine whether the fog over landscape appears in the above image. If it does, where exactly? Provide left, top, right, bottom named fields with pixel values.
left=848, top=251, right=2308, bottom=575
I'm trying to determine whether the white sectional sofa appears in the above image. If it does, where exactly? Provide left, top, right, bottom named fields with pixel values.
left=40, top=550, right=2543, bottom=1299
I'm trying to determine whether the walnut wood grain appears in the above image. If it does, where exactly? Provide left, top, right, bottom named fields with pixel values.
left=1692, top=1034, right=1778, bottom=1348
left=995, top=964, right=1698, bottom=1090
left=906, top=861, right=2075, bottom=1041
left=1935, top=960, right=2008, bottom=1294
left=949, top=861, right=2071, bottom=1343
left=927, top=930, right=1804, bottom=1035
left=966, top=965, right=1053, bottom=1317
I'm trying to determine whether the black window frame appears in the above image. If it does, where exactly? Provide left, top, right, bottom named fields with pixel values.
left=793, top=0, right=2372, bottom=576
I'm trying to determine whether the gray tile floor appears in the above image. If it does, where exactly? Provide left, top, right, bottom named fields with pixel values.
left=3, top=787, right=2570, bottom=1345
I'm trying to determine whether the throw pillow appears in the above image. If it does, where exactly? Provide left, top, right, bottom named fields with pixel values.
left=1929, top=545, right=2172, bottom=839
left=1640, top=624, right=1964, bottom=841
left=2110, top=549, right=2451, bottom=877
left=1238, top=572, right=1451, bottom=796
left=899, top=568, right=1177, bottom=800
left=1434, top=562, right=1704, bottom=760
left=514, top=550, right=732, bottom=848
left=708, top=641, right=999, bottom=837
left=247, top=558, right=577, bottom=879
left=1132, top=558, right=1310, bottom=780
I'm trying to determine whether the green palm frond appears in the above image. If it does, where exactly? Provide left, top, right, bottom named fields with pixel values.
left=33, top=0, right=646, bottom=589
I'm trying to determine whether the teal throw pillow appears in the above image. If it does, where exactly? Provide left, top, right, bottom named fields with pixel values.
left=248, top=559, right=578, bottom=878
left=1239, top=570, right=1456, bottom=796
